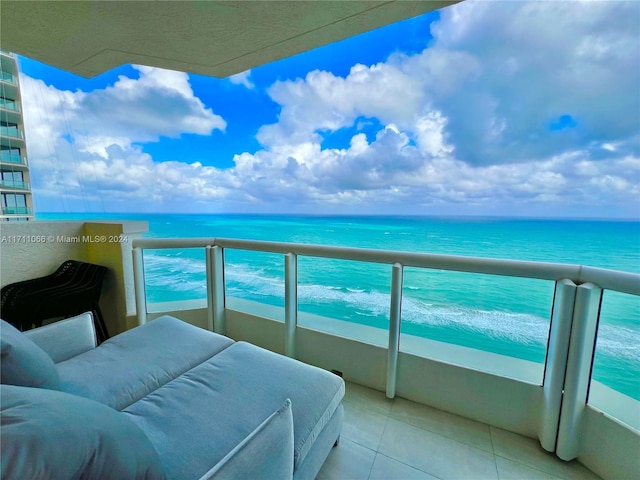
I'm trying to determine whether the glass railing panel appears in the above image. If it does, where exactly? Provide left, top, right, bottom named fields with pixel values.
left=0, top=71, right=17, bottom=84
left=224, top=248, right=284, bottom=321
left=400, top=268, right=554, bottom=383
left=0, top=100, right=18, bottom=111
left=0, top=180, right=29, bottom=189
left=296, top=257, right=391, bottom=346
left=143, top=248, right=207, bottom=307
left=0, top=153, right=25, bottom=164
left=589, top=290, right=640, bottom=430
left=2, top=206, right=32, bottom=215
left=0, top=126, right=22, bottom=138
left=224, top=249, right=285, bottom=322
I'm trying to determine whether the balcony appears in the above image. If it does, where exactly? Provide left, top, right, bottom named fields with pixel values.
left=1, top=206, right=32, bottom=215
left=0, top=126, right=23, bottom=139
left=0, top=99, right=20, bottom=112
left=0, top=152, right=26, bottom=166
left=129, top=236, right=639, bottom=480
left=0, top=180, right=29, bottom=190
left=0, top=71, right=17, bottom=85
left=0, top=221, right=637, bottom=480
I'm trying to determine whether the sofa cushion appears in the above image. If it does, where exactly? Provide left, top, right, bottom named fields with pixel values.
left=56, top=316, right=234, bottom=410
left=0, top=319, right=60, bottom=390
left=199, top=399, right=294, bottom=480
left=123, top=341, right=344, bottom=479
left=0, top=384, right=166, bottom=480
left=25, top=312, right=97, bottom=362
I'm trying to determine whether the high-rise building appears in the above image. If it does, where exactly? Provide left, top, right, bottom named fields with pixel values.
left=0, top=50, right=33, bottom=221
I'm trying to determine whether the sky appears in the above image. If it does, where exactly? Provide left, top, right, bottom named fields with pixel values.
left=17, top=0, right=640, bottom=218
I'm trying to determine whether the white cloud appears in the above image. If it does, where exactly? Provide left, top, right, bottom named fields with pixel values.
left=20, top=1, right=640, bottom=218
left=22, top=65, right=225, bottom=159
left=228, top=70, right=255, bottom=89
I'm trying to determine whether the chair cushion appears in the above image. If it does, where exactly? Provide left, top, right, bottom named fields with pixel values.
left=123, top=341, right=344, bottom=479
left=56, top=316, right=234, bottom=410
left=199, top=399, right=294, bottom=480
left=0, top=319, right=60, bottom=390
left=0, top=384, right=166, bottom=480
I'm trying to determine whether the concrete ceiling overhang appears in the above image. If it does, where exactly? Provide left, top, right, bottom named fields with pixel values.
left=0, top=0, right=458, bottom=78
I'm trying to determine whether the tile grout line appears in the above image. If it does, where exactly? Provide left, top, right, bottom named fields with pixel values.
left=374, top=451, right=447, bottom=480
left=489, top=425, right=500, bottom=479
left=375, top=395, right=393, bottom=452
left=366, top=396, right=394, bottom=480
left=493, top=453, right=573, bottom=480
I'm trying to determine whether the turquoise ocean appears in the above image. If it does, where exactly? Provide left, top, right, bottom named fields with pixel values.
left=40, top=214, right=640, bottom=400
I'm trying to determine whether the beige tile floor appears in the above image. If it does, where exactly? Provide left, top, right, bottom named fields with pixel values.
left=317, top=382, right=603, bottom=480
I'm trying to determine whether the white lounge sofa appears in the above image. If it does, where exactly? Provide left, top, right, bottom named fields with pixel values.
left=0, top=314, right=344, bottom=479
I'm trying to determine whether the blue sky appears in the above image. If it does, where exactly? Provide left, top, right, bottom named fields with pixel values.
left=18, top=1, right=640, bottom=218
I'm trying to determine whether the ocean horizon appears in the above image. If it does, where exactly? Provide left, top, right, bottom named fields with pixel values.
left=37, top=213, right=640, bottom=400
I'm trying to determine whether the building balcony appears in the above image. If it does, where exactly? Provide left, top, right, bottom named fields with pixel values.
left=0, top=221, right=637, bottom=480
left=0, top=126, right=23, bottom=139
left=0, top=127, right=25, bottom=148
left=0, top=71, right=17, bottom=85
left=0, top=100, right=20, bottom=113
left=0, top=153, right=27, bottom=166
left=1, top=206, right=32, bottom=215
left=0, top=180, right=29, bottom=190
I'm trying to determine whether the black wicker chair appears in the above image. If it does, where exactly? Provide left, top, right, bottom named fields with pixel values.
left=0, top=260, right=109, bottom=342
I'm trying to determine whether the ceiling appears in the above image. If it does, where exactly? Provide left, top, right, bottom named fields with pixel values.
left=0, top=1, right=458, bottom=78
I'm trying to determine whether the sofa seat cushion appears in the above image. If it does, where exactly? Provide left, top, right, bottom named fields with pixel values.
left=0, top=319, right=60, bottom=390
left=56, top=316, right=234, bottom=410
left=123, top=341, right=345, bottom=480
left=0, top=384, right=166, bottom=480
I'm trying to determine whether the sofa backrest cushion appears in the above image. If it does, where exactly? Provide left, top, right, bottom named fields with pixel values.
left=198, top=399, right=294, bottom=480
left=25, top=312, right=97, bottom=363
left=0, top=384, right=166, bottom=480
left=0, top=319, right=60, bottom=390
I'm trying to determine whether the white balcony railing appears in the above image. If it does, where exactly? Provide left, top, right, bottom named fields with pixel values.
left=132, top=237, right=639, bottom=464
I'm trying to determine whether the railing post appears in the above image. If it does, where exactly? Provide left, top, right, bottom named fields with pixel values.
left=132, top=247, right=147, bottom=325
left=205, top=246, right=214, bottom=332
left=387, top=263, right=403, bottom=399
left=284, top=253, right=298, bottom=358
left=556, top=282, right=602, bottom=461
left=208, top=245, right=226, bottom=335
left=540, top=279, right=577, bottom=452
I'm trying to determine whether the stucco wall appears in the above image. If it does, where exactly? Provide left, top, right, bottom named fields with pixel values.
left=0, top=222, right=89, bottom=286
left=0, top=220, right=148, bottom=335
